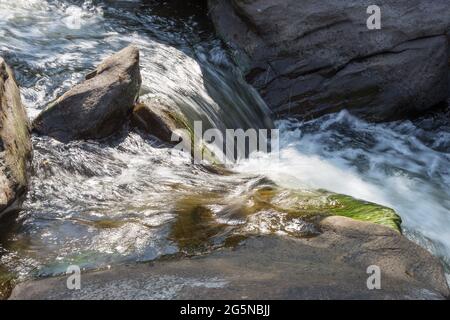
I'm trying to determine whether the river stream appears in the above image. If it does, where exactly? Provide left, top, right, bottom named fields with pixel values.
left=0, top=0, right=449, bottom=297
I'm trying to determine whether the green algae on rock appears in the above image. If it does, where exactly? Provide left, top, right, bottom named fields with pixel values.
left=168, top=183, right=402, bottom=254
left=327, top=194, right=402, bottom=232
left=256, top=187, right=402, bottom=232
left=131, top=101, right=190, bottom=145
left=131, top=98, right=221, bottom=165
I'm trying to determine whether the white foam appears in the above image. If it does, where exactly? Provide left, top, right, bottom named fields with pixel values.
left=235, top=111, right=450, bottom=263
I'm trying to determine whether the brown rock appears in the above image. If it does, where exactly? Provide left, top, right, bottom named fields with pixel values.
left=9, top=216, right=449, bottom=299
left=33, top=46, right=142, bottom=142
left=131, top=102, right=186, bottom=144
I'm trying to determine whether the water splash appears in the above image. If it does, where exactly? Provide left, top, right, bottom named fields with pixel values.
left=236, top=110, right=450, bottom=266
left=0, top=0, right=273, bottom=283
left=0, top=0, right=449, bottom=293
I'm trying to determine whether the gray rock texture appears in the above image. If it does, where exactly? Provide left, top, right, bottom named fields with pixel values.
left=9, top=216, right=449, bottom=300
left=0, top=58, right=32, bottom=216
left=209, top=0, right=450, bottom=121
left=33, top=46, right=142, bottom=142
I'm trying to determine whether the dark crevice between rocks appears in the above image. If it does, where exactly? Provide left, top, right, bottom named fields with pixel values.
left=0, top=210, right=22, bottom=300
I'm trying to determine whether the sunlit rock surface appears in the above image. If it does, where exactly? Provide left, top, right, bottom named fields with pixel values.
left=0, top=58, right=32, bottom=216
left=1, top=0, right=449, bottom=301
left=32, top=46, right=142, bottom=142
left=10, top=219, right=449, bottom=300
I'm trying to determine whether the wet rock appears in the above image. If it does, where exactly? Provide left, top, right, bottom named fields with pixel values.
left=0, top=58, right=32, bottom=216
left=235, top=184, right=402, bottom=232
left=33, top=46, right=142, bottom=142
left=9, top=217, right=449, bottom=299
left=448, top=31, right=450, bottom=97
left=209, top=0, right=450, bottom=121
left=319, top=216, right=450, bottom=298
left=131, top=98, right=224, bottom=164
left=131, top=101, right=188, bottom=145
left=167, top=183, right=403, bottom=254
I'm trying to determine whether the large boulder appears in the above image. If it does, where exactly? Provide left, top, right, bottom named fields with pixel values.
left=0, top=58, right=32, bottom=216
left=9, top=217, right=449, bottom=299
left=209, top=0, right=450, bottom=121
left=33, top=46, right=142, bottom=142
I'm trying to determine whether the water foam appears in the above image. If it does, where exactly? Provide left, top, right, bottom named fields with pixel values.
left=236, top=110, right=450, bottom=266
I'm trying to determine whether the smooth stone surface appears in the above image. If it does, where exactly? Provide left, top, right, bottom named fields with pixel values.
left=0, top=58, right=32, bottom=216
left=33, top=46, right=142, bottom=142
left=131, top=101, right=188, bottom=145
left=209, top=0, right=450, bottom=121
left=10, top=216, right=449, bottom=300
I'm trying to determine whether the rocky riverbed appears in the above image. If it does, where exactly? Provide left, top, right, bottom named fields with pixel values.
left=9, top=217, right=450, bottom=300
left=0, top=0, right=449, bottom=300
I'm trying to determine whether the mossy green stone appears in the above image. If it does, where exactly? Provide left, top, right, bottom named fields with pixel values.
left=327, top=194, right=402, bottom=232
left=251, top=186, right=402, bottom=232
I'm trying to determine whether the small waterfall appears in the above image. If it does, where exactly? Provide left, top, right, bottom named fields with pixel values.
left=0, top=0, right=275, bottom=286
left=0, top=0, right=449, bottom=296
left=140, top=41, right=273, bottom=133
left=236, top=110, right=450, bottom=269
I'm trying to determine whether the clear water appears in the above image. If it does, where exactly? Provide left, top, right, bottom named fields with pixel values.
left=0, top=0, right=274, bottom=282
left=0, top=0, right=449, bottom=292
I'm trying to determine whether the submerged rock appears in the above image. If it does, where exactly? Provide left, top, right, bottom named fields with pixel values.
left=162, top=182, right=403, bottom=257
left=209, top=0, right=450, bottom=121
left=0, top=58, right=32, bottom=216
left=9, top=221, right=449, bottom=299
left=33, top=46, right=142, bottom=142
left=235, top=184, right=402, bottom=232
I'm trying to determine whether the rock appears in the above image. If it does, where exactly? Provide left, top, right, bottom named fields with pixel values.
left=209, top=0, right=450, bottom=121
left=203, top=182, right=403, bottom=232
left=319, top=216, right=449, bottom=298
left=33, top=46, right=142, bottom=142
left=131, top=101, right=189, bottom=145
left=133, top=183, right=402, bottom=256
left=324, top=194, right=402, bottom=232
left=131, top=99, right=224, bottom=166
left=448, top=31, right=450, bottom=97
left=0, top=58, right=32, bottom=216
left=9, top=217, right=449, bottom=299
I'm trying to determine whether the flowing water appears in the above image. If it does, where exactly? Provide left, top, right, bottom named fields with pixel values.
left=0, top=0, right=449, bottom=296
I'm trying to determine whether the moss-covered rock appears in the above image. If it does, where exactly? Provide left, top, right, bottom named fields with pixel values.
left=168, top=182, right=402, bottom=253
left=131, top=98, right=222, bottom=164
left=327, top=194, right=401, bottom=232
left=250, top=186, right=402, bottom=232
